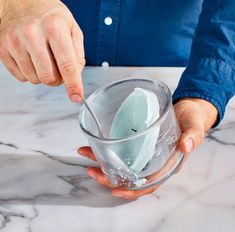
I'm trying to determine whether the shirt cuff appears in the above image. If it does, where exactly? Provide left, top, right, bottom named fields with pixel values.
left=173, top=58, right=235, bottom=127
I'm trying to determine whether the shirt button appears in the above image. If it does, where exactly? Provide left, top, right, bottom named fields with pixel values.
left=102, top=61, right=109, bottom=68
left=104, top=17, right=113, bottom=26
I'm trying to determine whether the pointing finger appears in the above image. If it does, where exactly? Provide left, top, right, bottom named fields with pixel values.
left=46, top=19, right=84, bottom=101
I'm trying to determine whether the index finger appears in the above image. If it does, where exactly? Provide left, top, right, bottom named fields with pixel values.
left=47, top=20, right=84, bottom=101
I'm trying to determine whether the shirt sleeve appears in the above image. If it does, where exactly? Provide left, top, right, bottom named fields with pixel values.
left=173, top=0, right=235, bottom=127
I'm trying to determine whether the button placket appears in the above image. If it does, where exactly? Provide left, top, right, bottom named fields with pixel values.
left=96, top=0, right=121, bottom=66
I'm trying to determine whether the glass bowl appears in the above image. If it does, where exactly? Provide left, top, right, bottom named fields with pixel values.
left=79, top=78, right=183, bottom=190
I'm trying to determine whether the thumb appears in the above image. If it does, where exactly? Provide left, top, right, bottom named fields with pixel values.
left=178, top=126, right=205, bottom=155
left=174, top=98, right=218, bottom=173
left=175, top=100, right=206, bottom=155
left=175, top=125, right=204, bottom=174
left=175, top=107, right=205, bottom=173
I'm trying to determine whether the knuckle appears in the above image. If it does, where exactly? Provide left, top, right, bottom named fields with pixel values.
left=30, top=78, right=41, bottom=85
left=35, top=51, right=46, bottom=62
left=66, top=84, right=79, bottom=93
left=39, top=73, right=62, bottom=86
left=73, top=25, right=84, bottom=41
left=42, top=15, right=61, bottom=38
left=21, top=21, right=37, bottom=40
left=78, top=57, right=86, bottom=67
left=35, top=52, right=51, bottom=69
left=20, top=79, right=27, bottom=83
left=77, top=28, right=84, bottom=41
left=48, top=79, right=62, bottom=86
left=16, top=76, right=27, bottom=83
left=39, top=73, right=55, bottom=82
left=60, top=60, right=77, bottom=76
left=20, top=63, right=34, bottom=77
left=8, top=32, right=20, bottom=49
left=42, top=14, right=59, bottom=26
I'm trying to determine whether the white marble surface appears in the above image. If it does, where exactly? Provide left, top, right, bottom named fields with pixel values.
left=0, top=64, right=235, bottom=232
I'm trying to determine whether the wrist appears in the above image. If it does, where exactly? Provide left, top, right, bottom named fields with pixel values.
left=177, top=98, right=218, bottom=130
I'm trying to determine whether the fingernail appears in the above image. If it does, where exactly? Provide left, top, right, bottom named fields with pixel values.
left=71, top=95, right=82, bottom=103
left=185, top=138, right=194, bottom=154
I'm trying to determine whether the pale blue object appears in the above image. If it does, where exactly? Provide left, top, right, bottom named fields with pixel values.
left=110, top=88, right=160, bottom=173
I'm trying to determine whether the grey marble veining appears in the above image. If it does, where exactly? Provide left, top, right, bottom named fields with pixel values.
left=0, top=64, right=235, bottom=232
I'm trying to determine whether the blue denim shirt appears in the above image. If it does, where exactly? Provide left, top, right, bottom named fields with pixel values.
left=62, top=0, right=235, bottom=126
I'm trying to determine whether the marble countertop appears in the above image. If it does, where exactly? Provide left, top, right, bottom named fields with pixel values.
left=0, top=64, right=235, bottom=232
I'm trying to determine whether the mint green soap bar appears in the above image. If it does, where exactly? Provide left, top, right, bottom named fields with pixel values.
left=110, top=88, right=160, bottom=174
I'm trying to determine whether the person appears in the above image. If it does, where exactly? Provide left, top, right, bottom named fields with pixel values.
left=0, top=0, right=234, bottom=200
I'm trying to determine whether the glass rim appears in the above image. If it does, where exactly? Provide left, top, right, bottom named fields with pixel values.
left=79, top=78, right=172, bottom=144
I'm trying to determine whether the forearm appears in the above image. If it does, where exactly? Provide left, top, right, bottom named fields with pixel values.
left=173, top=0, right=235, bottom=127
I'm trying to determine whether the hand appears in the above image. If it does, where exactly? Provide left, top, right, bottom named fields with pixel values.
left=0, top=0, right=85, bottom=102
left=77, top=98, right=218, bottom=200
left=174, top=98, right=218, bottom=169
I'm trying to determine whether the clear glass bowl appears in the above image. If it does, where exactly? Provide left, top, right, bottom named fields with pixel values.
left=79, top=78, right=183, bottom=190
